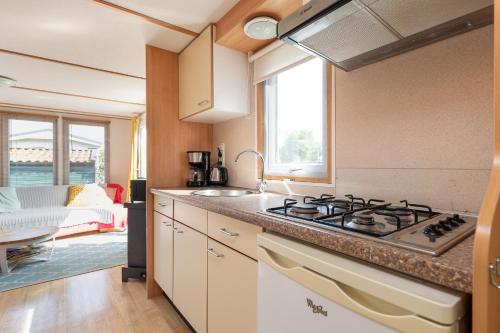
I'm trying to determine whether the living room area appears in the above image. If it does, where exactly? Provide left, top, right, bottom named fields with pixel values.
left=0, top=102, right=146, bottom=290
left=0, top=0, right=152, bottom=299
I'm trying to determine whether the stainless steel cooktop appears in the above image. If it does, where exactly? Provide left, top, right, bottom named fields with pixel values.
left=261, top=194, right=476, bottom=256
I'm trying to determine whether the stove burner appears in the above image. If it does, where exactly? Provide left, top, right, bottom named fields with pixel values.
left=290, top=203, right=320, bottom=214
left=383, top=207, right=416, bottom=225
left=352, top=212, right=375, bottom=225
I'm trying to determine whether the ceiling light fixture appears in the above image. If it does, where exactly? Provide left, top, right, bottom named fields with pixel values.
left=0, top=75, right=16, bottom=87
left=244, top=16, right=278, bottom=40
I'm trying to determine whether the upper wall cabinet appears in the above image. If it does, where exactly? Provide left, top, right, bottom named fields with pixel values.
left=179, top=25, right=249, bottom=123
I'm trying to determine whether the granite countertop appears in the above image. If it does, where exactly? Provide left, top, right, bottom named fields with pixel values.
left=151, top=187, right=473, bottom=293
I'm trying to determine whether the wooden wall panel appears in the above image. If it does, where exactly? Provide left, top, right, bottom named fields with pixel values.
left=146, top=45, right=212, bottom=297
left=215, top=0, right=302, bottom=53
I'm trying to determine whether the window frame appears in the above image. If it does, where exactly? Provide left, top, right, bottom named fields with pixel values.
left=63, top=118, right=110, bottom=185
left=0, top=112, right=58, bottom=187
left=257, top=63, right=333, bottom=184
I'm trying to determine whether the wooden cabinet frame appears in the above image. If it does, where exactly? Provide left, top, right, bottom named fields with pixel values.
left=472, top=3, right=500, bottom=332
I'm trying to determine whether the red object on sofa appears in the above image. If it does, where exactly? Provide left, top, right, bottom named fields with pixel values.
left=107, top=183, right=124, bottom=204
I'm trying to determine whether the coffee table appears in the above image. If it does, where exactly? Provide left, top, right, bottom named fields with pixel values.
left=0, top=226, right=59, bottom=274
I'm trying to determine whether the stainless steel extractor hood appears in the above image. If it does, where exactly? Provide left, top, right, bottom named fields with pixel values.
left=278, top=0, right=493, bottom=71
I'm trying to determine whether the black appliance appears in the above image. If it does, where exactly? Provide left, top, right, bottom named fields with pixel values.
left=122, top=201, right=146, bottom=282
left=209, top=148, right=228, bottom=186
left=187, top=151, right=210, bottom=187
left=262, top=194, right=477, bottom=256
left=130, top=179, right=146, bottom=202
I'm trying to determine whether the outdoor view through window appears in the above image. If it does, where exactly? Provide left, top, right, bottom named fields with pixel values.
left=8, top=119, right=55, bottom=187
left=68, top=124, right=106, bottom=184
left=264, top=57, right=328, bottom=179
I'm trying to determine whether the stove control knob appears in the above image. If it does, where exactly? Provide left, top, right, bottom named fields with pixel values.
left=446, top=217, right=460, bottom=227
left=423, top=224, right=443, bottom=238
left=438, top=220, right=452, bottom=231
left=452, top=214, right=466, bottom=224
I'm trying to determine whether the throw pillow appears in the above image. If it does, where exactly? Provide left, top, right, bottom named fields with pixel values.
left=0, top=187, right=21, bottom=213
left=66, top=184, right=113, bottom=208
left=66, top=185, right=85, bottom=206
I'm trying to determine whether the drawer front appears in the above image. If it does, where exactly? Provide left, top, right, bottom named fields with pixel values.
left=154, top=195, right=173, bottom=218
left=207, top=211, right=262, bottom=259
left=174, top=201, right=207, bottom=234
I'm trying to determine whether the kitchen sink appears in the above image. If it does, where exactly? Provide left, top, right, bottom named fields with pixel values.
left=191, top=189, right=255, bottom=197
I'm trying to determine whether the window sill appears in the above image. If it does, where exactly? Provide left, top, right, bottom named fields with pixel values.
left=265, top=178, right=335, bottom=188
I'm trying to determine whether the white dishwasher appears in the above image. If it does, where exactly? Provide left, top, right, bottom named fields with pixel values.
left=257, top=233, right=470, bottom=333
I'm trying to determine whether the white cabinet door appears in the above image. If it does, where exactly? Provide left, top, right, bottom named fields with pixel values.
left=154, top=212, right=174, bottom=299
left=179, top=25, right=213, bottom=119
left=208, top=239, right=257, bottom=333
left=173, top=221, right=208, bottom=333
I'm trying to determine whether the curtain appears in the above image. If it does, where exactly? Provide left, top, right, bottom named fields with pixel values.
left=126, top=116, right=139, bottom=202
left=250, top=40, right=312, bottom=84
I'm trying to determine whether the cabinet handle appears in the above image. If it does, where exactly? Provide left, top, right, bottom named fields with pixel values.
left=208, top=248, right=224, bottom=258
left=489, top=258, right=500, bottom=289
left=162, top=221, right=172, bottom=227
left=197, top=99, right=209, bottom=106
left=219, top=228, right=239, bottom=237
left=157, top=203, right=168, bottom=207
left=176, top=229, right=184, bottom=234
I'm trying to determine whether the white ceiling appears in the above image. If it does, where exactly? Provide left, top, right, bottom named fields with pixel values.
left=0, top=0, right=238, bottom=117
left=106, top=0, right=239, bottom=33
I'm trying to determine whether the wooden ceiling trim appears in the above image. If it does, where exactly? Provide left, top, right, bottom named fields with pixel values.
left=216, top=0, right=302, bottom=53
left=12, top=86, right=145, bottom=106
left=93, top=0, right=199, bottom=37
left=0, top=48, right=145, bottom=80
left=0, top=103, right=134, bottom=120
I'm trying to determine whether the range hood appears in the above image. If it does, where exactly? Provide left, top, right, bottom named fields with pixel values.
left=278, top=0, right=493, bottom=71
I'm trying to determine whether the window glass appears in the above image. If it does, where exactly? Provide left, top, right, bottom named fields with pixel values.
left=264, top=58, right=328, bottom=179
left=8, top=119, right=55, bottom=187
left=68, top=123, right=106, bottom=184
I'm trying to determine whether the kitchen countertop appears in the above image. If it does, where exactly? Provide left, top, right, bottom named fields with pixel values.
left=151, top=187, right=473, bottom=293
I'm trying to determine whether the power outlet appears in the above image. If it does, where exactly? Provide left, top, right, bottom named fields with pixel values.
left=217, top=143, right=226, bottom=167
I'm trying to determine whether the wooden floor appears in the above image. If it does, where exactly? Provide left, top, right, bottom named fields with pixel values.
left=0, top=267, right=192, bottom=333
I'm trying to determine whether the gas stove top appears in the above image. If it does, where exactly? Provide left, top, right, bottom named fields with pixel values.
left=261, top=194, right=477, bottom=256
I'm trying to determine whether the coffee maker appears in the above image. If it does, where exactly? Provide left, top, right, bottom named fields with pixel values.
left=187, top=151, right=210, bottom=187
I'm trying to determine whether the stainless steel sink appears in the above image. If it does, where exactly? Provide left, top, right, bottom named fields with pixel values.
left=191, top=189, right=255, bottom=197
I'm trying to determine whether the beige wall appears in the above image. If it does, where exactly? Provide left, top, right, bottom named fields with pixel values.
left=213, top=25, right=493, bottom=212
left=335, top=25, right=493, bottom=213
left=0, top=107, right=132, bottom=201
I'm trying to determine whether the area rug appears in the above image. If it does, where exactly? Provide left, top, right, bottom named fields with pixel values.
left=0, top=231, right=127, bottom=292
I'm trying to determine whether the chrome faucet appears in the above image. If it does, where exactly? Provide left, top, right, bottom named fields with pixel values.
left=234, top=149, right=267, bottom=193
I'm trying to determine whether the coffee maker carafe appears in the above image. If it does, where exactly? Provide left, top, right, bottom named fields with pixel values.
left=187, top=151, right=210, bottom=187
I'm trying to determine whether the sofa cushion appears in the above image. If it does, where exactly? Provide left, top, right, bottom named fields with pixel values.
left=0, top=187, right=21, bottom=213
left=0, top=206, right=116, bottom=230
left=16, top=186, right=69, bottom=209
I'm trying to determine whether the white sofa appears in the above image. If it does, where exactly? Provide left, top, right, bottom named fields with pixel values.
left=0, top=186, right=126, bottom=233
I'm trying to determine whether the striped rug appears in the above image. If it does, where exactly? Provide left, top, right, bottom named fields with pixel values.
left=0, top=232, right=127, bottom=292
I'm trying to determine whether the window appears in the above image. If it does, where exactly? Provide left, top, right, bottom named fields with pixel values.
left=259, top=58, right=332, bottom=182
left=64, top=120, right=109, bottom=185
left=2, top=116, right=57, bottom=187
